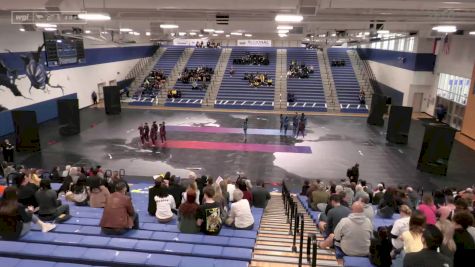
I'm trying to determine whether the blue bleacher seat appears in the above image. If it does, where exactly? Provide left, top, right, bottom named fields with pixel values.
left=343, top=256, right=376, bottom=267
left=16, top=260, right=56, bottom=267
left=0, top=256, right=20, bottom=267
left=192, top=244, right=223, bottom=257
left=145, top=253, right=181, bottom=266
left=113, top=251, right=149, bottom=265
left=179, top=257, right=214, bottom=267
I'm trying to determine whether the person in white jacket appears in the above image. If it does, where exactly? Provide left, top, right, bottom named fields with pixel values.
left=155, top=186, right=176, bottom=223
left=333, top=201, right=373, bottom=264
left=225, top=189, right=254, bottom=230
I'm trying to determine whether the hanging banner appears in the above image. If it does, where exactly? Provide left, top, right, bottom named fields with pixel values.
left=173, top=38, right=208, bottom=46
left=236, top=39, right=272, bottom=47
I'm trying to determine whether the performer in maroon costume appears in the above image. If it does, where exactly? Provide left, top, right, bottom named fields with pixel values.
left=144, top=122, right=150, bottom=142
left=138, top=124, right=145, bottom=144
left=159, top=121, right=167, bottom=143
left=151, top=121, right=158, bottom=146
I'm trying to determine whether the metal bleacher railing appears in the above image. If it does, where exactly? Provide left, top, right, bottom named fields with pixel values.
left=282, top=181, right=315, bottom=267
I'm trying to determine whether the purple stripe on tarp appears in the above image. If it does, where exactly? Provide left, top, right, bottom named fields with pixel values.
left=167, top=126, right=288, bottom=136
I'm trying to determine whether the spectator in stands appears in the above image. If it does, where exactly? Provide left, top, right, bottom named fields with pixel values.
left=107, top=171, right=130, bottom=194
left=178, top=189, right=200, bottom=233
left=306, top=181, right=319, bottom=203
left=100, top=182, right=139, bottom=235
left=354, top=184, right=369, bottom=202
left=219, top=180, right=229, bottom=205
left=378, top=187, right=399, bottom=218
left=406, top=186, right=419, bottom=209
left=400, top=211, right=426, bottom=253
left=403, top=224, right=453, bottom=267
left=436, top=218, right=456, bottom=260
left=310, top=183, right=330, bottom=212
left=154, top=184, right=176, bottom=223
left=391, top=205, right=412, bottom=252
left=66, top=176, right=89, bottom=206
left=50, top=166, right=62, bottom=183
left=167, top=175, right=184, bottom=209
left=229, top=67, right=235, bottom=77
left=372, top=183, right=385, bottom=205
left=418, top=194, right=437, bottom=225
left=252, top=181, right=271, bottom=208
left=35, top=179, right=70, bottom=221
left=27, top=168, right=41, bottom=186
left=226, top=189, right=254, bottom=230
left=212, top=184, right=228, bottom=220
left=358, top=195, right=374, bottom=221
left=238, top=178, right=253, bottom=206
left=452, top=211, right=475, bottom=267
left=300, top=180, right=310, bottom=196
left=318, top=194, right=351, bottom=248
left=343, top=184, right=355, bottom=206
left=197, top=186, right=222, bottom=235
left=68, top=167, right=82, bottom=184
left=0, top=187, right=56, bottom=240
left=227, top=178, right=236, bottom=202
left=148, top=176, right=163, bottom=216
left=88, top=174, right=110, bottom=208
left=182, top=180, right=200, bottom=205
left=333, top=201, right=372, bottom=262
left=12, top=172, right=39, bottom=208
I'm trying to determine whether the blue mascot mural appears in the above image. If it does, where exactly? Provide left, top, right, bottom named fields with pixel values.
left=0, top=44, right=64, bottom=108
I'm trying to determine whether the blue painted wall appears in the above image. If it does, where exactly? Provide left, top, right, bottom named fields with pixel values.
left=0, top=93, right=77, bottom=137
left=370, top=79, right=404, bottom=106
left=356, top=48, right=436, bottom=72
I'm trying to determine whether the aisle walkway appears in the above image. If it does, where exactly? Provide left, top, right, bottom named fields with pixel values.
left=250, top=193, right=340, bottom=267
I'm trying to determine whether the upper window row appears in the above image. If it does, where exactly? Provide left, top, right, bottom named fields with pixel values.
left=359, top=37, right=416, bottom=52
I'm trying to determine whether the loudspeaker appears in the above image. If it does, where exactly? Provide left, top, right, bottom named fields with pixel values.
left=417, top=124, right=456, bottom=176
left=103, top=86, right=121, bottom=115
left=367, top=94, right=387, bottom=126
left=386, top=106, right=413, bottom=144
left=11, top=111, right=41, bottom=152
left=57, top=99, right=80, bottom=136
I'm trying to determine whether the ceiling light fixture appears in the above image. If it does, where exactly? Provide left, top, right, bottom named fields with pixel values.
left=198, top=34, right=203, bottom=37
left=78, top=13, right=111, bottom=21
left=364, top=32, right=370, bottom=36
left=278, top=29, right=289, bottom=34
left=84, top=30, right=91, bottom=34
left=278, top=33, right=287, bottom=37
left=318, top=34, right=326, bottom=37
left=133, top=32, right=140, bottom=36
left=212, top=33, right=218, bottom=37
left=44, top=27, right=57, bottom=32
left=331, top=33, right=336, bottom=37
left=160, top=24, right=179, bottom=29
left=432, top=25, right=457, bottom=33
left=178, top=32, right=187, bottom=36
left=214, top=30, right=224, bottom=34
left=120, top=28, right=133, bottom=32
left=377, top=30, right=390, bottom=34
left=36, top=23, right=56, bottom=28
left=230, top=32, right=242, bottom=36
left=204, top=29, right=215, bottom=32
left=19, top=28, right=25, bottom=32
left=275, top=14, right=303, bottom=22
left=170, top=33, right=175, bottom=36
left=277, top=25, right=293, bottom=30
left=225, top=34, right=230, bottom=38
left=101, top=31, right=108, bottom=34
left=245, top=33, right=252, bottom=37
left=146, top=32, right=151, bottom=36
left=128, top=32, right=134, bottom=35
left=189, top=32, right=197, bottom=36
left=470, top=31, right=475, bottom=35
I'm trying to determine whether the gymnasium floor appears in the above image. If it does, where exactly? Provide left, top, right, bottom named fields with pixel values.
left=16, top=107, right=475, bottom=192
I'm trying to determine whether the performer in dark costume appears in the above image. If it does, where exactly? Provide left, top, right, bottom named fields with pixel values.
left=138, top=124, right=145, bottom=145
left=1, top=139, right=14, bottom=163
left=151, top=121, right=158, bottom=146
left=144, top=122, right=150, bottom=142
left=296, top=113, right=306, bottom=138
left=292, top=113, right=299, bottom=137
left=159, top=122, right=167, bottom=143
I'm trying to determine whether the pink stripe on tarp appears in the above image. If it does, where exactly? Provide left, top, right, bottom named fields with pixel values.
left=160, top=140, right=312, bottom=154
left=166, top=126, right=285, bottom=136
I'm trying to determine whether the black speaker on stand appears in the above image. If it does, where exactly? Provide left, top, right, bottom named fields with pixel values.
left=103, top=86, right=121, bottom=115
left=386, top=106, right=413, bottom=144
left=367, top=94, right=387, bottom=126
left=57, top=99, right=80, bottom=136
left=417, top=124, right=456, bottom=176
left=11, top=110, right=41, bottom=152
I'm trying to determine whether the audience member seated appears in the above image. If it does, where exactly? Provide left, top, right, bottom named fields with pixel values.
left=178, top=189, right=200, bottom=233
left=182, top=180, right=200, bottom=205
left=88, top=175, right=110, bottom=208
left=401, top=211, right=426, bottom=253
left=331, top=59, right=346, bottom=67
left=13, top=172, right=39, bottom=208
left=359, top=90, right=366, bottom=105
left=107, top=171, right=130, bottom=194
left=50, top=166, right=62, bottom=183
left=435, top=216, right=456, bottom=260
left=418, top=194, right=437, bottom=225
left=179, top=66, right=213, bottom=85
left=225, top=189, right=254, bottom=230
left=0, top=187, right=56, bottom=240
left=100, top=182, right=139, bottom=235
left=251, top=181, right=271, bottom=208
left=452, top=211, right=475, bottom=266
left=66, top=176, right=89, bottom=206
left=149, top=176, right=163, bottom=216
left=27, top=168, right=42, bottom=186
left=154, top=183, right=177, bottom=223
left=168, top=175, right=185, bottom=208
left=377, top=187, right=400, bottom=218
left=227, top=178, right=236, bottom=202
left=403, top=225, right=453, bottom=267
left=372, top=183, right=385, bottom=205
left=243, top=72, right=272, bottom=88
left=333, top=202, right=372, bottom=263
left=35, top=179, right=70, bottom=221
left=354, top=184, right=369, bottom=202
left=310, top=183, right=330, bottom=212
left=167, top=89, right=182, bottom=99
left=287, top=60, right=313, bottom=79
left=369, top=226, right=393, bottom=267
left=213, top=184, right=228, bottom=219
left=391, top=204, right=412, bottom=253
left=141, top=69, right=167, bottom=95
left=233, top=53, right=269, bottom=65
left=318, top=194, right=351, bottom=248
left=237, top=178, right=253, bottom=206
left=197, top=186, right=222, bottom=235
left=300, top=180, right=310, bottom=196
left=358, top=195, right=374, bottom=221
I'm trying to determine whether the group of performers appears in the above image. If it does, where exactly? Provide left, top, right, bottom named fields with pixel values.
left=243, top=72, right=273, bottom=87
left=138, top=121, right=167, bottom=146
left=280, top=113, right=307, bottom=137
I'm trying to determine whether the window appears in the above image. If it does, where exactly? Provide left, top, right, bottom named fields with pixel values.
left=371, top=42, right=376, bottom=48
left=407, top=37, right=415, bottom=52
left=437, top=73, right=471, bottom=105
left=388, top=39, right=395, bottom=50
left=382, top=40, right=389, bottom=50
left=397, top=39, right=405, bottom=51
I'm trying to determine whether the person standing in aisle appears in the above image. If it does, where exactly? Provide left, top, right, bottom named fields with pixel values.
left=279, top=114, right=284, bottom=133
left=243, top=118, right=248, bottom=142
left=296, top=113, right=307, bottom=138
left=160, top=122, right=167, bottom=144
left=1, top=139, right=14, bottom=163
left=283, top=116, right=289, bottom=136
